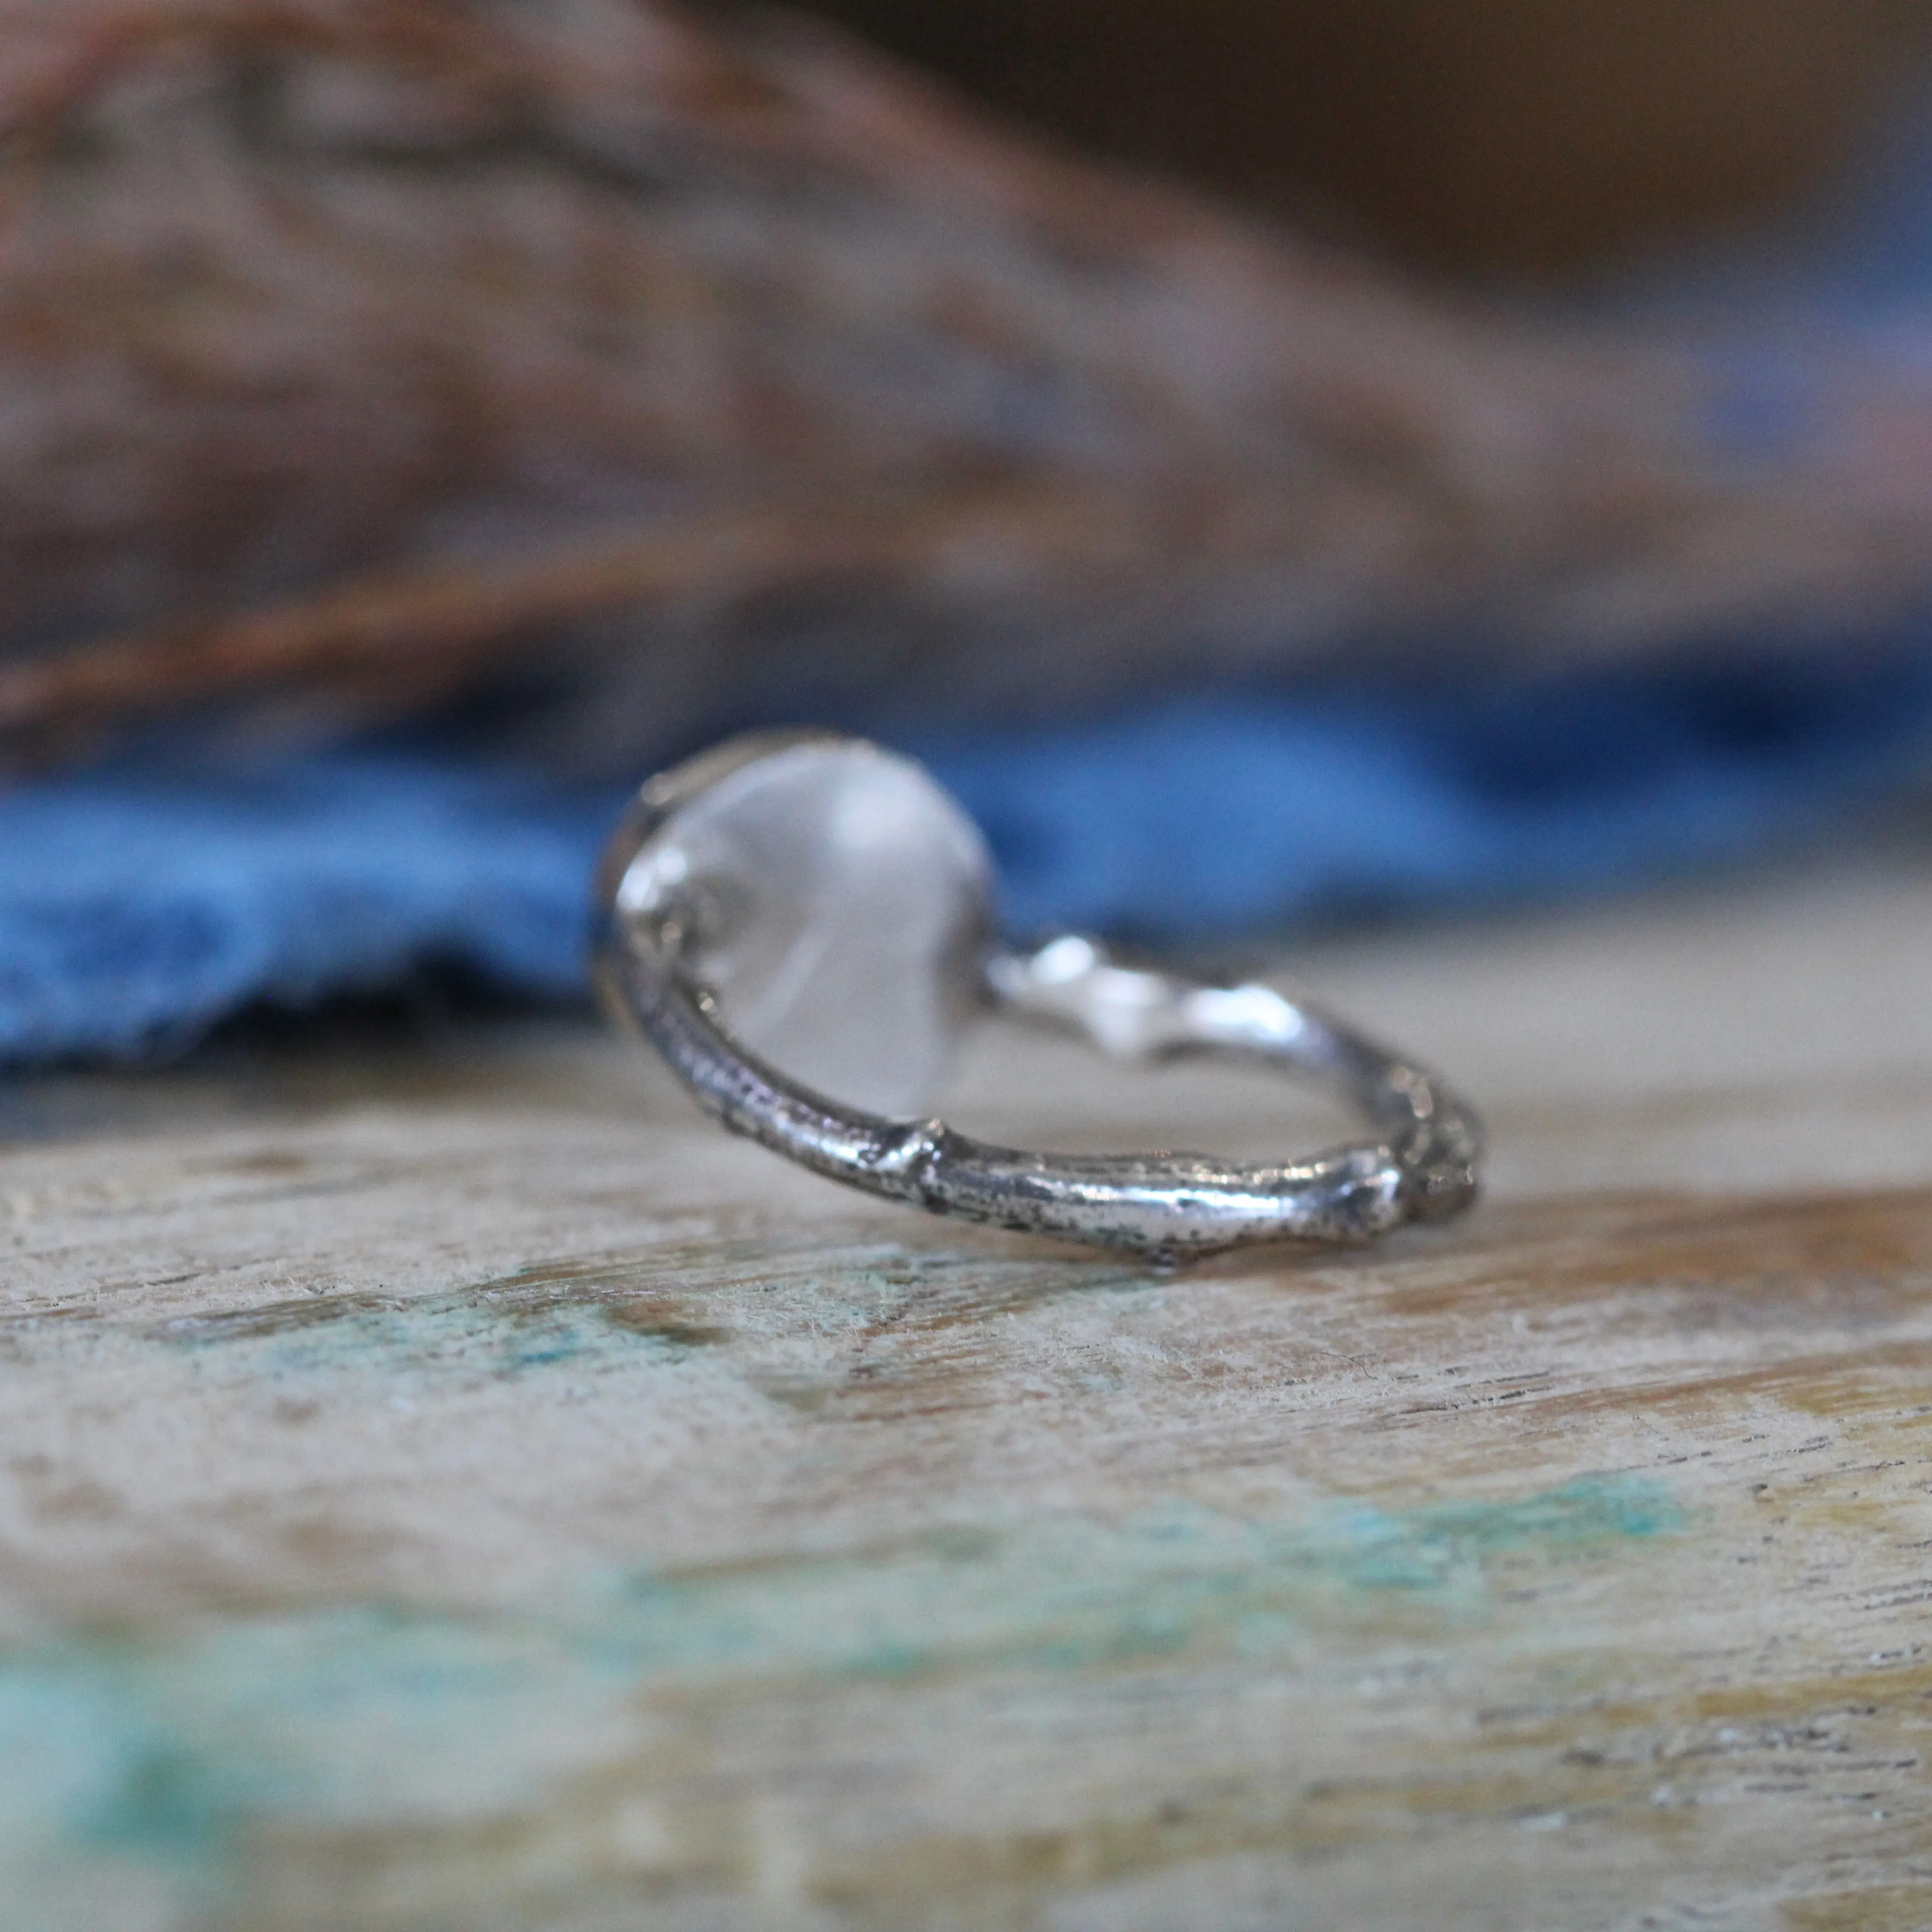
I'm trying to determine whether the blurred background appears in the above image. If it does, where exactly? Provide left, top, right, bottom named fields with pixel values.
left=801, top=0, right=1932, bottom=276
left=8, top=0, right=1932, bottom=1062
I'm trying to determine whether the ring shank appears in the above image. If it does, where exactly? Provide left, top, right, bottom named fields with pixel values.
left=597, top=903, right=1480, bottom=1259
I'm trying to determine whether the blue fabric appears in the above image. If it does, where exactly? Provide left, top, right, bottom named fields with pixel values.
left=0, top=761, right=610, bottom=1062
left=932, top=651, right=1932, bottom=936
left=5, top=648, right=1932, bottom=1063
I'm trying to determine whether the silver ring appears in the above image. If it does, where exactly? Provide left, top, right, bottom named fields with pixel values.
left=595, top=731, right=1481, bottom=1261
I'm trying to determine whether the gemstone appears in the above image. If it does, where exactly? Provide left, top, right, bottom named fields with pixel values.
left=618, top=738, right=994, bottom=1117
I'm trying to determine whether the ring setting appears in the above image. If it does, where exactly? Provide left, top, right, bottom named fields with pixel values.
left=596, top=731, right=1481, bottom=1261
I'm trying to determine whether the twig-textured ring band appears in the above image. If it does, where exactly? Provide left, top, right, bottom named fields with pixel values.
left=596, top=732, right=1482, bottom=1260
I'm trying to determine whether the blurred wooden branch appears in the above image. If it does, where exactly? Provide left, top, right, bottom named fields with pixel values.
left=1, top=0, right=1932, bottom=768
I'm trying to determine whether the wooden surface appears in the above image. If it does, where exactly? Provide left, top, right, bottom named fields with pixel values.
left=5, top=859, right=1932, bottom=1929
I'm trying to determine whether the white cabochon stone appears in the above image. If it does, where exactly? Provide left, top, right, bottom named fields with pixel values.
left=621, top=740, right=994, bottom=1117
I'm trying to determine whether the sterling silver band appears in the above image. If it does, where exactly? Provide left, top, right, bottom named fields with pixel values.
left=596, top=737, right=1481, bottom=1261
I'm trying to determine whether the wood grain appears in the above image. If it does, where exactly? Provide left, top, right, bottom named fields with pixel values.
left=4, top=861, right=1932, bottom=1928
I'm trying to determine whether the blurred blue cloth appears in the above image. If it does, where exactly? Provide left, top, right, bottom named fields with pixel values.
left=5, top=649, right=1931, bottom=1063
left=0, top=761, right=606, bottom=1062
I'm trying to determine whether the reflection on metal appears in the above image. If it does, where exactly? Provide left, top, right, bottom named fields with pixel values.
left=598, top=732, right=1481, bottom=1260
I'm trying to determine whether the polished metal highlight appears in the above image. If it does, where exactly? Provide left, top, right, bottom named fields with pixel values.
left=596, top=732, right=1481, bottom=1260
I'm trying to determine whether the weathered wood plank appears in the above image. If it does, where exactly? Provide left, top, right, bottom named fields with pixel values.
left=4, top=861, right=1932, bottom=1929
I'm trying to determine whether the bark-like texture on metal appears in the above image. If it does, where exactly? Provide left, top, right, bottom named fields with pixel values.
left=1, top=0, right=1932, bottom=767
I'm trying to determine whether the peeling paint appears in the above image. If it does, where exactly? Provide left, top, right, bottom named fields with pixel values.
left=0, top=1478, right=1679, bottom=1921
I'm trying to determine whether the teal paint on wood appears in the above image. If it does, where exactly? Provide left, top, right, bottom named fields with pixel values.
left=62, top=1240, right=1156, bottom=1386
left=0, top=1477, right=1680, bottom=1919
